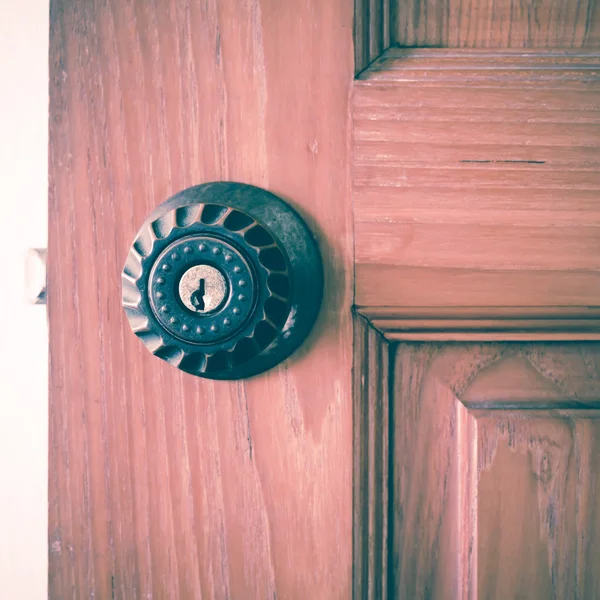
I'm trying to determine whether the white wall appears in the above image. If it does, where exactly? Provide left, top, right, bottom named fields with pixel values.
left=0, top=0, right=49, bottom=598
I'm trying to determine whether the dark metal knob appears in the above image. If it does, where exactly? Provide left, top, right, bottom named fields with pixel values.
left=122, top=182, right=323, bottom=380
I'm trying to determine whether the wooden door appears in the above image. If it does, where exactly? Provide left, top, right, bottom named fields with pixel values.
left=48, top=1, right=353, bottom=598
left=49, top=1, right=600, bottom=599
left=353, top=1, right=600, bottom=599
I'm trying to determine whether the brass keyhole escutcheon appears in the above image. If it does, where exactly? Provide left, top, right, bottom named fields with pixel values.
left=178, top=264, right=228, bottom=314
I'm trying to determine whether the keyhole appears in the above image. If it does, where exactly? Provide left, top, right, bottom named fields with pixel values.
left=178, top=264, right=228, bottom=314
left=190, top=278, right=206, bottom=311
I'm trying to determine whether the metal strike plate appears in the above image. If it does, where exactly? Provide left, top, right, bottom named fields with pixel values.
left=122, top=182, right=323, bottom=380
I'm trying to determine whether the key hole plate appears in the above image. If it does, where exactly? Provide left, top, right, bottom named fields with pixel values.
left=178, top=265, right=228, bottom=314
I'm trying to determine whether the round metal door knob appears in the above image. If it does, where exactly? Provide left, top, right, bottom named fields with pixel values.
left=122, top=182, right=323, bottom=380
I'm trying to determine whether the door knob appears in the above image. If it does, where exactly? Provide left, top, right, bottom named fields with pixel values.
left=122, top=182, right=323, bottom=380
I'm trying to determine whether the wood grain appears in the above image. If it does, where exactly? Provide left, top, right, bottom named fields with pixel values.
left=354, top=49, right=600, bottom=308
left=393, top=0, right=600, bottom=48
left=392, top=342, right=600, bottom=599
left=475, top=413, right=600, bottom=599
left=353, top=315, right=391, bottom=600
left=356, top=265, right=600, bottom=308
left=354, top=0, right=392, bottom=75
left=48, top=1, right=353, bottom=598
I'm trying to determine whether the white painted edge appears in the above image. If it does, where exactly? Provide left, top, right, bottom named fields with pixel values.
left=0, top=1, right=49, bottom=598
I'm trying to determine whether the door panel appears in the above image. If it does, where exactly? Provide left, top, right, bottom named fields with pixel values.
left=48, top=1, right=353, bottom=598
left=353, top=49, right=600, bottom=309
left=393, top=343, right=600, bottom=599
left=355, top=0, right=600, bottom=74
left=393, top=0, right=600, bottom=48
left=475, top=414, right=600, bottom=598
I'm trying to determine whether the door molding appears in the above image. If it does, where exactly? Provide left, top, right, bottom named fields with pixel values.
left=353, top=314, right=393, bottom=599
left=356, top=306, right=600, bottom=341
left=354, top=0, right=392, bottom=75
